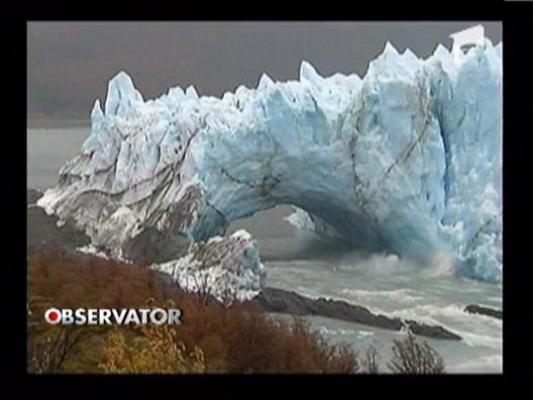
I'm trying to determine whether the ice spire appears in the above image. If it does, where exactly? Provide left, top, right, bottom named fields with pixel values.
left=104, top=71, right=143, bottom=117
left=185, top=85, right=199, bottom=99
left=299, top=61, right=323, bottom=85
left=258, top=73, right=274, bottom=90
left=383, top=41, right=399, bottom=56
left=91, top=99, right=104, bottom=123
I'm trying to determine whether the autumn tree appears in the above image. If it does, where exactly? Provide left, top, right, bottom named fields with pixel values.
left=99, top=325, right=205, bottom=373
left=27, top=296, right=101, bottom=373
left=27, top=248, right=362, bottom=374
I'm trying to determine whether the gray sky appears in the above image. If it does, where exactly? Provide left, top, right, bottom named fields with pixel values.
left=27, top=21, right=501, bottom=119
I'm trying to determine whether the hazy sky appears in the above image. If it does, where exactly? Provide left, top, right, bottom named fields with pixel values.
left=27, top=21, right=501, bottom=119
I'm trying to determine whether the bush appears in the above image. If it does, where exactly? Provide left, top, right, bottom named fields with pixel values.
left=361, top=344, right=380, bottom=374
left=27, top=248, right=189, bottom=373
left=153, top=293, right=359, bottom=373
left=28, top=248, right=183, bottom=309
left=28, top=248, right=359, bottom=374
left=99, top=324, right=205, bottom=374
left=387, top=333, right=445, bottom=374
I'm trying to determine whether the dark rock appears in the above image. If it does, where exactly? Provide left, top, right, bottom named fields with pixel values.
left=121, top=227, right=191, bottom=265
left=27, top=189, right=91, bottom=256
left=464, top=304, right=502, bottom=320
left=255, top=287, right=462, bottom=341
left=27, top=189, right=43, bottom=205
left=311, top=297, right=403, bottom=331
left=404, top=320, right=462, bottom=340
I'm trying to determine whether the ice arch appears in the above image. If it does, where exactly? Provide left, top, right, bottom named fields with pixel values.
left=38, top=38, right=502, bottom=283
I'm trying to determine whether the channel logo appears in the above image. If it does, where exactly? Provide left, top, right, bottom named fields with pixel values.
left=44, top=307, right=182, bottom=325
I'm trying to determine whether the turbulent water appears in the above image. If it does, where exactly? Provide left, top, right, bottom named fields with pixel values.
left=231, top=206, right=503, bottom=373
left=28, top=126, right=502, bottom=373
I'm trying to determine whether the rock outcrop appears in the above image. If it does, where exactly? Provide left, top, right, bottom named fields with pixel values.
left=27, top=189, right=91, bottom=256
left=464, top=304, right=502, bottom=320
left=255, top=287, right=462, bottom=340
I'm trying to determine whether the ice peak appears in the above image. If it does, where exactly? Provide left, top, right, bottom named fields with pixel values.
left=383, top=41, right=399, bottom=57
left=104, top=71, right=143, bottom=117
left=168, top=86, right=185, bottom=99
left=258, top=73, right=274, bottom=90
left=299, top=60, right=323, bottom=84
left=433, top=43, right=450, bottom=58
left=402, top=48, right=419, bottom=63
left=185, top=85, right=199, bottom=99
left=91, top=99, right=104, bottom=123
left=369, top=41, right=420, bottom=81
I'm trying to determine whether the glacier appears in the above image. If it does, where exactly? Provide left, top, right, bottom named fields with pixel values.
left=37, top=33, right=502, bottom=297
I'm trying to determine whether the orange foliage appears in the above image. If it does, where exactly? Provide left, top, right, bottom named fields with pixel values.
left=99, top=324, right=205, bottom=374
left=29, top=248, right=182, bottom=309
left=28, top=248, right=359, bottom=373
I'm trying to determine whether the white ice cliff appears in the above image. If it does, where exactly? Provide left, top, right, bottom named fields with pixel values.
left=37, top=34, right=503, bottom=294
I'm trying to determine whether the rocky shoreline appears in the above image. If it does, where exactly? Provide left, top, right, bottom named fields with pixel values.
left=254, top=287, right=462, bottom=341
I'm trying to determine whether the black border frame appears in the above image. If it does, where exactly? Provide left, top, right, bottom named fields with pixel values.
left=7, top=0, right=532, bottom=389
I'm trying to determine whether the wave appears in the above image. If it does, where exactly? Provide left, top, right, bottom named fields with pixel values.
left=449, top=355, right=502, bottom=373
left=340, top=288, right=424, bottom=306
left=386, top=303, right=502, bottom=350
left=315, top=326, right=358, bottom=337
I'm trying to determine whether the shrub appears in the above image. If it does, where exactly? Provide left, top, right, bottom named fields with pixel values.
left=28, top=247, right=183, bottom=309
left=361, top=344, right=380, bottom=374
left=99, top=324, right=205, bottom=374
left=27, top=248, right=360, bottom=374
left=163, top=294, right=359, bottom=373
left=387, top=333, right=445, bottom=374
left=27, top=294, right=105, bottom=373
